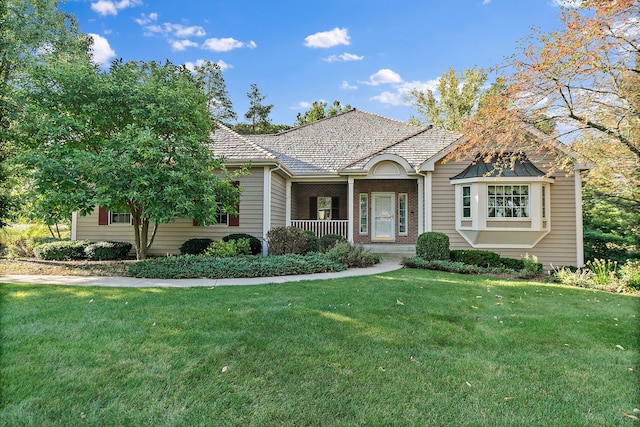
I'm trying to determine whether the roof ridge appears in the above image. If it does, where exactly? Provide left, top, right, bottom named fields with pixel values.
left=272, top=108, right=358, bottom=135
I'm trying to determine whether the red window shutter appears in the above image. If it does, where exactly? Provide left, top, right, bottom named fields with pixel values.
left=98, top=206, right=109, bottom=225
left=229, top=180, right=240, bottom=226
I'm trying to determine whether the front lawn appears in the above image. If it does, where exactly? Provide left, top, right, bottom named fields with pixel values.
left=1, top=270, right=638, bottom=426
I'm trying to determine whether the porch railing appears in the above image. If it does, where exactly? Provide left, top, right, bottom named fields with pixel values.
left=290, top=220, right=349, bottom=238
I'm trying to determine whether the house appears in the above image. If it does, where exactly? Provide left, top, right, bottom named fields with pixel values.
left=72, top=109, right=588, bottom=267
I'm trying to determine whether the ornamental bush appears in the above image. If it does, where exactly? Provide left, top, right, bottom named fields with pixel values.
left=33, top=240, right=90, bottom=260
left=85, top=241, right=132, bottom=260
left=267, top=226, right=308, bottom=255
left=450, top=249, right=502, bottom=267
left=304, top=230, right=319, bottom=253
left=179, top=238, right=214, bottom=255
left=318, top=234, right=347, bottom=253
left=416, top=232, right=450, bottom=261
left=222, top=233, right=262, bottom=255
left=204, top=238, right=251, bottom=258
left=324, top=241, right=380, bottom=268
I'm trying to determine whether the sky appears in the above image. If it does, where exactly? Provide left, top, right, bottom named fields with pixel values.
left=60, top=0, right=578, bottom=126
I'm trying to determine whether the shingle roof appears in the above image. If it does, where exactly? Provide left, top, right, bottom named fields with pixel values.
left=213, top=110, right=462, bottom=176
left=210, top=124, right=276, bottom=162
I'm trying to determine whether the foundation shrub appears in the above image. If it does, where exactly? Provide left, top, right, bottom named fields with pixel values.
left=318, top=234, right=347, bottom=252
left=222, top=233, right=262, bottom=255
left=416, top=232, right=450, bottom=261
left=267, top=226, right=308, bottom=255
left=324, top=241, right=380, bottom=268
left=179, top=238, right=214, bottom=255
left=84, top=241, right=132, bottom=260
left=33, top=240, right=90, bottom=260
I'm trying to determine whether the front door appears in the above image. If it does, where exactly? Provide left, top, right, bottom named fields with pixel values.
left=372, top=193, right=395, bottom=241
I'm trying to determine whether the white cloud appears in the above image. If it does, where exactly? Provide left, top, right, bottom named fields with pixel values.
left=340, top=81, right=357, bottom=90
left=88, top=33, right=116, bottom=66
left=135, top=12, right=158, bottom=25
left=142, top=22, right=206, bottom=38
left=91, top=0, right=141, bottom=16
left=551, top=0, right=583, bottom=7
left=323, top=52, right=364, bottom=63
left=184, top=59, right=232, bottom=72
left=482, top=0, right=491, bottom=4
left=202, top=37, right=256, bottom=52
left=294, top=101, right=312, bottom=110
left=371, top=79, right=439, bottom=106
left=171, top=39, right=199, bottom=51
left=305, top=27, right=350, bottom=48
left=361, top=69, right=403, bottom=86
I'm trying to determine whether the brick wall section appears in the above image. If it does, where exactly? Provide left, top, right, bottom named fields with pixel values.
left=292, top=183, right=348, bottom=219
left=354, top=179, right=419, bottom=245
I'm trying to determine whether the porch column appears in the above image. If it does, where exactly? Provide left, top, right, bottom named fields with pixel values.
left=417, top=177, right=424, bottom=235
left=575, top=169, right=585, bottom=267
left=262, top=166, right=271, bottom=256
left=425, top=171, right=433, bottom=232
left=347, top=177, right=354, bottom=242
left=285, top=180, right=292, bottom=226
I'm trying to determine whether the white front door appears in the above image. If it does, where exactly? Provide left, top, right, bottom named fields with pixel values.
left=372, top=193, right=395, bottom=241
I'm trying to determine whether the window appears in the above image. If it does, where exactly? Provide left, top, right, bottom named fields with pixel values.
left=487, top=185, right=529, bottom=218
left=398, top=193, right=408, bottom=235
left=359, top=193, right=368, bottom=234
left=110, top=212, right=131, bottom=225
left=542, top=185, right=547, bottom=219
left=317, top=196, right=332, bottom=220
left=462, top=186, right=471, bottom=218
left=215, top=208, right=228, bottom=225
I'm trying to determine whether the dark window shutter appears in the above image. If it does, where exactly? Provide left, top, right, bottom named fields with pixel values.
left=331, top=197, right=339, bottom=220
left=229, top=181, right=240, bottom=226
left=309, top=197, right=317, bottom=219
left=98, top=206, right=109, bottom=225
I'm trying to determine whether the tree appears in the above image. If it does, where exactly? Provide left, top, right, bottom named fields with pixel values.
left=16, top=58, right=242, bottom=259
left=0, top=0, right=88, bottom=227
left=294, top=100, right=352, bottom=126
left=408, top=67, right=488, bottom=131
left=460, top=1, right=639, bottom=213
left=192, top=60, right=237, bottom=124
left=242, top=83, right=274, bottom=134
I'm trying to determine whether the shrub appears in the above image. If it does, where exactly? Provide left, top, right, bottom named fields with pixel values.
left=304, top=230, right=319, bottom=253
left=450, top=249, right=501, bottom=267
left=620, top=261, right=640, bottom=290
left=33, top=240, right=90, bottom=260
left=416, top=232, right=450, bottom=261
left=517, top=254, right=544, bottom=279
left=5, top=236, right=59, bottom=258
left=85, top=241, right=132, bottom=260
left=318, top=234, right=347, bottom=252
left=179, top=238, right=214, bottom=255
left=402, top=256, right=483, bottom=274
left=324, top=241, right=380, bottom=268
left=585, top=258, right=618, bottom=285
left=499, top=257, right=526, bottom=270
left=267, top=226, right=308, bottom=255
left=128, top=253, right=346, bottom=279
left=204, top=238, right=251, bottom=258
left=222, top=233, right=262, bottom=255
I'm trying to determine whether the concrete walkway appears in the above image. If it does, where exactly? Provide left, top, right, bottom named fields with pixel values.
left=0, top=258, right=404, bottom=288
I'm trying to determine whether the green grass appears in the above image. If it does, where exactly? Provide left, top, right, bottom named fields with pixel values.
left=1, top=269, right=638, bottom=426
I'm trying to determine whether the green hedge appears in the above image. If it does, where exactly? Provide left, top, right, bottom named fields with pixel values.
left=85, top=241, right=132, bottom=260
left=318, top=234, right=347, bottom=252
left=222, top=233, right=262, bottom=255
left=128, top=253, right=347, bottom=279
left=450, top=249, right=501, bottom=267
left=179, top=238, right=214, bottom=255
left=323, top=242, right=380, bottom=268
left=33, top=240, right=90, bottom=260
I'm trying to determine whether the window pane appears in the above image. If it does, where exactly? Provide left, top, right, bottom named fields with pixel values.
left=487, top=185, right=530, bottom=218
left=359, top=194, right=368, bottom=234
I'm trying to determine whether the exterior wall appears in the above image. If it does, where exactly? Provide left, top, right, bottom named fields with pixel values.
left=431, top=152, right=580, bottom=267
left=271, top=172, right=287, bottom=228
left=353, top=179, right=419, bottom=245
left=75, top=167, right=266, bottom=256
left=291, top=183, right=348, bottom=220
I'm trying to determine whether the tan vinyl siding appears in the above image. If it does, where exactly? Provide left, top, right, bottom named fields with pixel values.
left=75, top=167, right=266, bottom=256
left=431, top=151, right=580, bottom=268
left=271, top=172, right=287, bottom=228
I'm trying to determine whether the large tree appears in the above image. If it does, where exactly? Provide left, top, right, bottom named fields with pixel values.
left=16, top=58, right=242, bottom=259
left=294, top=100, right=352, bottom=126
left=240, top=83, right=274, bottom=134
left=408, top=67, right=488, bottom=131
left=193, top=60, right=237, bottom=124
left=461, top=1, right=639, bottom=212
left=0, top=0, right=87, bottom=227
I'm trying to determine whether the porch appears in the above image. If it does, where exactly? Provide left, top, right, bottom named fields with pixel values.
left=290, top=220, right=349, bottom=238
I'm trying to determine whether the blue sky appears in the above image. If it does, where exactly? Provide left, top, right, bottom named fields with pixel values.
left=60, top=0, right=575, bottom=125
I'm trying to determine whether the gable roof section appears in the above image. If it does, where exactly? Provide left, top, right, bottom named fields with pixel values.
left=247, top=110, right=425, bottom=175
left=210, top=124, right=277, bottom=164
left=342, top=126, right=462, bottom=173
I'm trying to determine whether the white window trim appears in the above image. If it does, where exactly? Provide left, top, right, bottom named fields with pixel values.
left=398, top=193, right=408, bottom=236
left=109, top=211, right=132, bottom=226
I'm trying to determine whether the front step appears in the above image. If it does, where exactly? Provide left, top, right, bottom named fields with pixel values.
left=363, top=244, right=415, bottom=256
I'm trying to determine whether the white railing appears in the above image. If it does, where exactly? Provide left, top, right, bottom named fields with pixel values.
left=290, top=220, right=349, bottom=238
